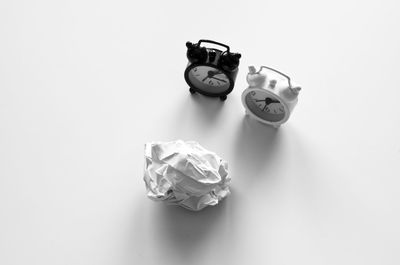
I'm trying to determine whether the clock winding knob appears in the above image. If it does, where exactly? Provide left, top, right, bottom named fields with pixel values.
left=208, top=50, right=217, bottom=63
left=269, top=79, right=277, bottom=89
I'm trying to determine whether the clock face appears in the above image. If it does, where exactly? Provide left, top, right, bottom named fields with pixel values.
left=244, top=90, right=286, bottom=122
left=187, top=65, right=231, bottom=94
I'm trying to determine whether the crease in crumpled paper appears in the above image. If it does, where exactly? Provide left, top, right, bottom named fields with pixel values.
left=143, top=140, right=230, bottom=211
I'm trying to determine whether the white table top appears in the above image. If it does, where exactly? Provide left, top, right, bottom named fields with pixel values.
left=1, top=0, right=399, bottom=264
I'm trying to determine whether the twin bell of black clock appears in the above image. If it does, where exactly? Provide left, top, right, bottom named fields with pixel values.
left=184, top=39, right=241, bottom=101
left=184, top=39, right=302, bottom=127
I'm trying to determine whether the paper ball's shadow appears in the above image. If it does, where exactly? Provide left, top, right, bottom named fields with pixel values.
left=152, top=191, right=236, bottom=260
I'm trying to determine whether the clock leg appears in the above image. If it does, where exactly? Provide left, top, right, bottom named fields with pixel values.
left=189, top=87, right=196, bottom=94
left=219, top=95, right=227, bottom=101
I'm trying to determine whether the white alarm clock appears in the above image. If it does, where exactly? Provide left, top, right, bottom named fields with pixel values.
left=241, top=65, right=301, bottom=127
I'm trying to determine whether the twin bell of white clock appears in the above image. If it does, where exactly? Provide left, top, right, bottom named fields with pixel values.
left=241, top=65, right=301, bottom=128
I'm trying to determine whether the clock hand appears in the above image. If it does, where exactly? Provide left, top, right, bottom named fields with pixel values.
left=262, top=104, right=268, bottom=112
left=265, top=98, right=273, bottom=106
left=264, top=97, right=280, bottom=106
left=203, top=70, right=217, bottom=82
left=210, top=70, right=222, bottom=75
left=203, top=70, right=224, bottom=83
left=210, top=76, right=227, bottom=83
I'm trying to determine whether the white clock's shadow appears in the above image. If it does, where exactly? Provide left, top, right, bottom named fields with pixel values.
left=231, top=116, right=283, bottom=183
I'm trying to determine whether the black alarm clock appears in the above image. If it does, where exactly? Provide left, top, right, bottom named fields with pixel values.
left=184, top=39, right=241, bottom=101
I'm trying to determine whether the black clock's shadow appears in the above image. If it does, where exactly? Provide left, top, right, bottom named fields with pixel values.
left=170, top=92, right=225, bottom=132
left=231, top=115, right=283, bottom=181
left=189, top=93, right=225, bottom=121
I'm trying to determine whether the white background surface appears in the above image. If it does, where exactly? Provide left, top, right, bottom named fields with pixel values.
left=1, top=0, right=400, bottom=264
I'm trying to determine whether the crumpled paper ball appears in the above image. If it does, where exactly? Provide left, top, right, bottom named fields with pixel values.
left=143, top=140, right=230, bottom=211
